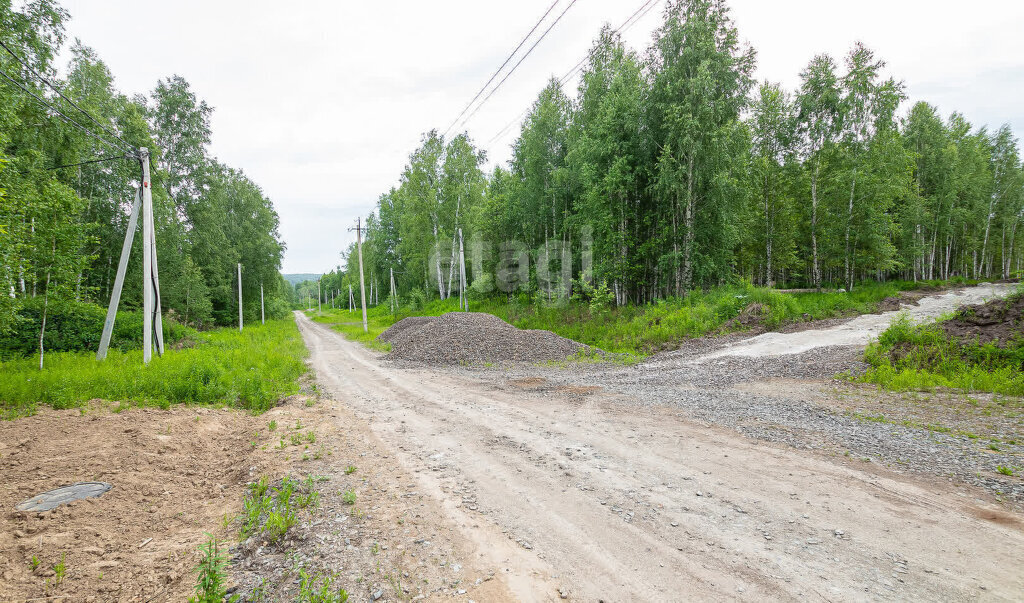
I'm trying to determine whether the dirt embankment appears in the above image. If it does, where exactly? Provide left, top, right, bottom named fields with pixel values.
left=941, top=292, right=1024, bottom=346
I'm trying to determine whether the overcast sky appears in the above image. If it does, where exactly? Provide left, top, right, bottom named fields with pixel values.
left=59, top=0, right=1024, bottom=274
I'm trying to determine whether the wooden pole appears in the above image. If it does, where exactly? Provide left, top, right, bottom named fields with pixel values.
left=356, top=217, right=368, bottom=333
left=97, top=189, right=141, bottom=360
left=237, top=263, right=243, bottom=332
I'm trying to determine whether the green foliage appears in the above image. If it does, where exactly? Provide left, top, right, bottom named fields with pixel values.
left=860, top=310, right=1024, bottom=395
left=188, top=535, right=238, bottom=603
left=0, top=5, right=288, bottom=339
left=0, top=318, right=306, bottom=415
left=53, top=552, right=66, bottom=586
left=341, top=490, right=357, bottom=505
left=0, top=298, right=197, bottom=359
left=298, top=569, right=349, bottom=603
left=239, top=475, right=320, bottom=544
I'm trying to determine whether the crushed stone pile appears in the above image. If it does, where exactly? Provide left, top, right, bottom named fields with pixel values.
left=378, top=312, right=590, bottom=364
left=376, top=316, right=436, bottom=344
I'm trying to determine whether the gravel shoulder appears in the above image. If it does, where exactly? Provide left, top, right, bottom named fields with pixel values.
left=297, top=312, right=1024, bottom=601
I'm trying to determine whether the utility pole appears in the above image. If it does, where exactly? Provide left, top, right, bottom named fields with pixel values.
left=317, top=279, right=322, bottom=314
left=349, top=285, right=353, bottom=313
left=389, top=267, right=396, bottom=313
left=260, top=282, right=265, bottom=325
left=98, top=147, right=163, bottom=364
left=349, top=217, right=369, bottom=333
left=237, top=263, right=243, bottom=332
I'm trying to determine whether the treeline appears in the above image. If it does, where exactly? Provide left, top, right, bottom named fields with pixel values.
left=0, top=1, right=288, bottom=341
left=341, top=0, right=1023, bottom=307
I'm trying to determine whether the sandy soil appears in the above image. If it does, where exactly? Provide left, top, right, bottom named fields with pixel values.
left=297, top=311, right=1024, bottom=602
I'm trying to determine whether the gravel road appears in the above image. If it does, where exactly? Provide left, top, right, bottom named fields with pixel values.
left=297, top=311, right=1024, bottom=602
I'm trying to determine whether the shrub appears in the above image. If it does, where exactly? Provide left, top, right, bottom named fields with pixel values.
left=0, top=298, right=196, bottom=360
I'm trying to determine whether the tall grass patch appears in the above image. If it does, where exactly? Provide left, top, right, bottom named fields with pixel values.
left=0, top=319, right=307, bottom=415
left=859, top=314, right=1024, bottom=395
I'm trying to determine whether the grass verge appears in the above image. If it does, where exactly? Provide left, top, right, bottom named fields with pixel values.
left=858, top=311, right=1024, bottom=396
left=0, top=318, right=307, bottom=416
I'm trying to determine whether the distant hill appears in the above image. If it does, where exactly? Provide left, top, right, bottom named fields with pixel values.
left=282, top=273, right=322, bottom=286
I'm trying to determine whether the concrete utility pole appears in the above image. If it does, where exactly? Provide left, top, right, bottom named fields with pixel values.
left=390, top=267, right=397, bottom=313
left=98, top=148, right=163, bottom=364
left=260, top=282, right=265, bottom=325
left=237, top=263, right=243, bottom=332
left=348, top=285, right=353, bottom=313
left=97, top=188, right=141, bottom=360
left=349, top=217, right=369, bottom=333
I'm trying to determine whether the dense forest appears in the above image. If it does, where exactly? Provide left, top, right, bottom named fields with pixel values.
left=329, top=0, right=1023, bottom=308
left=0, top=1, right=288, bottom=349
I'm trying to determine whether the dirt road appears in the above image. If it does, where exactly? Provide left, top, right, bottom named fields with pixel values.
left=296, top=312, right=1024, bottom=602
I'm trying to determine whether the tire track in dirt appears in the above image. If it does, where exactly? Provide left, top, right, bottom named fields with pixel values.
left=297, top=312, right=1024, bottom=601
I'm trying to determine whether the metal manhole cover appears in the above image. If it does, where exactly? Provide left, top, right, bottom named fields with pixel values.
left=16, top=482, right=113, bottom=512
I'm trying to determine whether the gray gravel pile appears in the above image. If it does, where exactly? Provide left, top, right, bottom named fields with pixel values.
left=384, top=312, right=588, bottom=364
left=377, top=316, right=436, bottom=344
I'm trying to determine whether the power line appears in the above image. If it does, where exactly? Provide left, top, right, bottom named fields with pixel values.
left=45, top=155, right=130, bottom=170
left=557, top=0, right=659, bottom=85
left=442, top=0, right=562, bottom=139
left=0, top=39, right=135, bottom=153
left=451, top=0, right=580, bottom=135
left=486, top=0, right=661, bottom=147
left=0, top=67, right=131, bottom=155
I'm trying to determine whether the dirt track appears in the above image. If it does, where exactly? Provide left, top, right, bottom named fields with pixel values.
left=297, top=312, right=1024, bottom=601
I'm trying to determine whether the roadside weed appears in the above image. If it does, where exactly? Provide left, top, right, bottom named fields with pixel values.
left=188, top=535, right=238, bottom=603
left=297, top=568, right=349, bottom=602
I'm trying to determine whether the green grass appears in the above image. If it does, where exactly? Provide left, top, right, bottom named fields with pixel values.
left=311, top=279, right=967, bottom=357
left=858, top=305, right=1024, bottom=396
left=0, top=318, right=307, bottom=416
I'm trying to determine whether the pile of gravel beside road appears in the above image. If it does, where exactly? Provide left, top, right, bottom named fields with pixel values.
left=377, top=316, right=435, bottom=345
left=379, top=312, right=589, bottom=364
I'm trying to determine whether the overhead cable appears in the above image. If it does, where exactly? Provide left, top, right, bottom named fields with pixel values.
left=451, top=0, right=580, bottom=134
left=442, top=0, right=563, bottom=139
left=0, top=38, right=134, bottom=151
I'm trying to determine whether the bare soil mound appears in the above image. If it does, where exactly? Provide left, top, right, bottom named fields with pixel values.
left=376, top=316, right=435, bottom=344
left=0, top=402, right=273, bottom=600
left=384, top=311, right=589, bottom=364
left=943, top=293, right=1024, bottom=346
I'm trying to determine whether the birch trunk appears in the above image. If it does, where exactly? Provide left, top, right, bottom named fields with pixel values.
left=810, top=165, right=821, bottom=289
left=844, top=166, right=857, bottom=290
left=681, top=156, right=695, bottom=292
